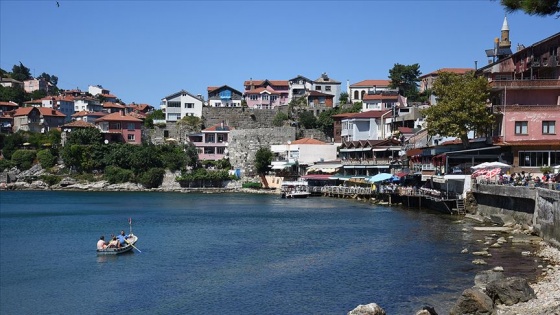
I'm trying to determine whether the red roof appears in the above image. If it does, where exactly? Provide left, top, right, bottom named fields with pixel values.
left=95, top=112, right=142, bottom=122
left=103, top=102, right=126, bottom=109
left=72, top=111, right=106, bottom=117
left=350, top=80, right=391, bottom=87
left=243, top=80, right=289, bottom=87
left=398, top=127, right=414, bottom=134
left=203, top=124, right=232, bottom=132
left=308, top=91, right=334, bottom=97
left=362, top=94, right=398, bottom=101
left=37, top=107, right=65, bottom=117
left=291, top=138, right=327, bottom=145
left=0, top=101, right=18, bottom=107
left=420, top=68, right=474, bottom=78
left=347, top=110, right=392, bottom=119
left=13, top=107, right=34, bottom=116
left=61, top=120, right=96, bottom=128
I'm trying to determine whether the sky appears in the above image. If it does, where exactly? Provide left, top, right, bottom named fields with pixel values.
left=1, top=0, right=558, bottom=108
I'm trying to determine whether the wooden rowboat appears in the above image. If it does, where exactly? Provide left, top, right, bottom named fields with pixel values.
left=96, top=234, right=138, bottom=255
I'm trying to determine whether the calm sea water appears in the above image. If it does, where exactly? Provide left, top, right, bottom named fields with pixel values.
left=0, top=191, right=541, bottom=314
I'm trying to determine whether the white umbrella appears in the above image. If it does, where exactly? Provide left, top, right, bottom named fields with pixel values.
left=471, top=162, right=511, bottom=169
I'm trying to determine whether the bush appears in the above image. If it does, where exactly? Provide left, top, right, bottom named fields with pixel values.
left=11, top=149, right=37, bottom=170
left=0, top=159, right=14, bottom=171
left=138, top=168, right=165, bottom=188
left=242, top=182, right=262, bottom=189
left=104, top=165, right=134, bottom=184
left=37, top=149, right=57, bottom=169
left=40, top=174, right=62, bottom=186
left=272, top=111, right=289, bottom=127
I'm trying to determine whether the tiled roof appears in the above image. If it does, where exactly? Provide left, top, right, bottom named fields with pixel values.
left=101, top=93, right=117, bottom=98
left=72, top=111, right=106, bottom=117
left=398, top=127, right=414, bottom=134
left=243, top=80, right=289, bottom=87
left=13, top=107, right=34, bottom=116
left=244, top=87, right=281, bottom=95
left=498, top=140, right=560, bottom=146
left=0, top=101, right=18, bottom=107
left=203, top=124, right=233, bottom=132
left=350, top=80, right=391, bottom=87
left=95, top=112, right=142, bottom=122
left=347, top=110, right=393, bottom=119
left=362, top=94, right=399, bottom=101
left=420, top=68, right=474, bottom=78
left=308, top=90, right=334, bottom=97
left=103, top=102, right=126, bottom=108
left=37, top=107, right=65, bottom=117
left=61, top=120, right=96, bottom=128
left=291, top=138, right=327, bottom=145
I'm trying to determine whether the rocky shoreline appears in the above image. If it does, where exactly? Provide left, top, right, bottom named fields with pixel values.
left=3, top=168, right=559, bottom=314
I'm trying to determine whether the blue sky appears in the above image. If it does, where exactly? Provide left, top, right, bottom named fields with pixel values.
left=1, top=1, right=557, bottom=108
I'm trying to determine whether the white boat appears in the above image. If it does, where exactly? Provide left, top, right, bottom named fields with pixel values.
left=280, top=180, right=311, bottom=198
left=97, top=234, right=138, bottom=255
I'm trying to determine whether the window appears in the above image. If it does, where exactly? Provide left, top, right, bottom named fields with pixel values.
left=217, top=134, right=226, bottom=142
left=262, top=94, right=269, bottom=100
left=217, top=147, right=225, bottom=154
left=127, top=123, right=135, bottom=130
left=271, top=95, right=277, bottom=101
left=515, top=121, right=528, bottom=135
left=353, top=90, right=359, bottom=100
left=250, top=95, right=258, bottom=101
left=127, top=134, right=135, bottom=141
left=543, top=121, right=556, bottom=134
left=111, top=122, right=121, bottom=129
left=518, top=151, right=560, bottom=167
left=184, top=103, right=194, bottom=108
left=206, top=134, right=215, bottom=143
left=168, top=101, right=180, bottom=107
left=315, top=86, right=322, bottom=91
left=325, top=86, right=331, bottom=91
left=204, top=147, right=215, bottom=154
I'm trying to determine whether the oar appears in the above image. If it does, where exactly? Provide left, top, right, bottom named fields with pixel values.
left=126, top=238, right=142, bottom=253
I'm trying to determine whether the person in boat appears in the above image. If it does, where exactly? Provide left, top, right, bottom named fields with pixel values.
left=97, top=235, right=107, bottom=250
left=107, top=235, right=119, bottom=248
left=116, top=230, right=130, bottom=248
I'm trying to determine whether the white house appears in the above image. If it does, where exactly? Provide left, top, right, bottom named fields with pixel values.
left=270, top=138, right=338, bottom=170
left=341, top=110, right=393, bottom=142
left=73, top=96, right=102, bottom=112
left=348, top=79, right=393, bottom=103
left=288, top=75, right=314, bottom=102
left=313, top=73, right=341, bottom=105
left=88, top=85, right=110, bottom=96
left=160, top=90, right=203, bottom=121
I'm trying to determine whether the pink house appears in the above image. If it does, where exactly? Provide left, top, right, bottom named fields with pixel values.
left=94, top=111, right=143, bottom=144
left=188, top=123, right=232, bottom=161
left=243, top=80, right=289, bottom=109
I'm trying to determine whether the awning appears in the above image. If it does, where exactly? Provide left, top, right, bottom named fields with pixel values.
left=445, top=146, right=502, bottom=154
left=306, top=164, right=342, bottom=172
left=271, top=163, right=293, bottom=170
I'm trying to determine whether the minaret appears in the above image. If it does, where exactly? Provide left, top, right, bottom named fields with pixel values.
left=499, top=16, right=511, bottom=49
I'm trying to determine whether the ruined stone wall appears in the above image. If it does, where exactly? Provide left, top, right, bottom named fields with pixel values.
left=228, top=127, right=296, bottom=177
left=203, top=107, right=289, bottom=130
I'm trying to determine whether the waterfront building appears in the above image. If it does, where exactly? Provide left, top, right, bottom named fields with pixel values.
left=188, top=122, right=232, bottom=161
left=94, top=111, right=143, bottom=144
left=11, top=106, right=66, bottom=133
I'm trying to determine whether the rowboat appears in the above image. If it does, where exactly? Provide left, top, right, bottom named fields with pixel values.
left=96, top=234, right=138, bottom=255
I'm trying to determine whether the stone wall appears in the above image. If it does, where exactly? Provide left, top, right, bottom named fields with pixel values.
left=472, top=185, right=560, bottom=248
left=203, top=106, right=289, bottom=130
left=228, top=127, right=296, bottom=177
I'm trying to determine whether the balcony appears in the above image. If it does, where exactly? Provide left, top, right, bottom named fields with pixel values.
left=341, top=158, right=394, bottom=166
left=489, top=79, right=560, bottom=89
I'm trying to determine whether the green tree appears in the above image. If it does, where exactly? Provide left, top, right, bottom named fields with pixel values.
left=339, top=92, right=349, bottom=105
left=1, top=132, right=25, bottom=159
left=422, top=71, right=493, bottom=148
left=272, top=111, right=289, bottom=127
left=66, top=128, right=103, bottom=145
left=11, top=62, right=32, bottom=82
left=37, top=149, right=57, bottom=168
left=298, top=111, right=317, bottom=129
left=38, top=72, right=58, bottom=86
left=388, top=63, right=422, bottom=101
left=160, top=143, right=188, bottom=172
left=501, top=0, right=560, bottom=16
left=137, top=168, right=165, bottom=188
left=317, top=108, right=336, bottom=138
left=0, top=85, right=27, bottom=105
left=254, top=147, right=273, bottom=175
left=30, top=89, right=47, bottom=100
left=184, top=143, right=200, bottom=168
left=11, top=149, right=37, bottom=170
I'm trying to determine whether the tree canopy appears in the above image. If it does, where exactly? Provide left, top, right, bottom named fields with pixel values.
left=388, top=63, right=422, bottom=101
left=500, top=0, right=560, bottom=16
left=11, top=62, right=32, bottom=82
left=422, top=71, right=493, bottom=148
left=254, top=147, right=273, bottom=175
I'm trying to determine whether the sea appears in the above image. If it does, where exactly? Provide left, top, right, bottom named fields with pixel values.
left=0, top=191, right=543, bottom=314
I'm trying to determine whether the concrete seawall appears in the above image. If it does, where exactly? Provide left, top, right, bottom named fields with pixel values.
left=472, top=185, right=560, bottom=248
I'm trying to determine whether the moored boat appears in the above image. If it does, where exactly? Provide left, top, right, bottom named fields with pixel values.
left=280, top=180, right=311, bottom=198
left=96, top=234, right=138, bottom=255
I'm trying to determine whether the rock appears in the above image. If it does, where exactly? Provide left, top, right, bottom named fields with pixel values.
left=461, top=248, right=469, bottom=254
left=493, top=266, right=504, bottom=272
left=474, top=270, right=505, bottom=290
left=59, top=177, right=77, bottom=187
left=489, top=214, right=515, bottom=226
left=485, top=276, right=536, bottom=306
left=473, top=259, right=488, bottom=265
left=449, top=288, right=494, bottom=315
left=473, top=251, right=491, bottom=257
left=490, top=243, right=502, bottom=248
left=496, top=237, right=507, bottom=244
left=347, top=303, right=386, bottom=315
left=473, top=227, right=512, bottom=232
left=415, top=306, right=438, bottom=315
